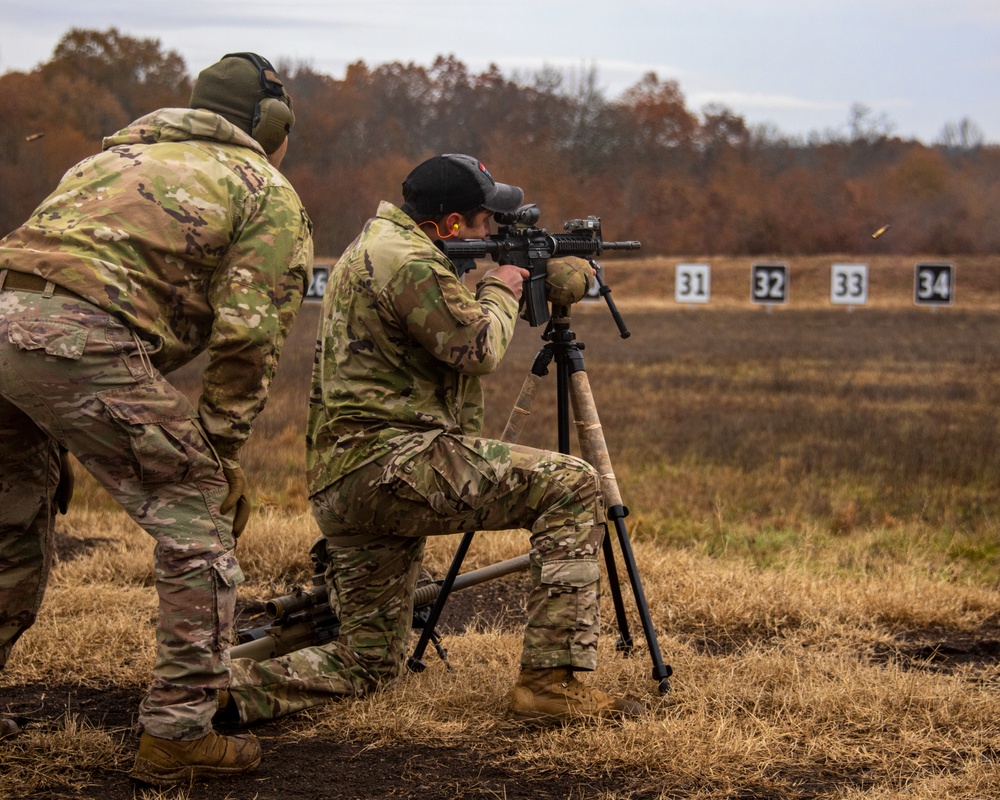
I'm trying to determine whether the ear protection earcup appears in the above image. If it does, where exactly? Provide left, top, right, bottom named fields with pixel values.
left=254, top=96, right=294, bottom=154
left=222, top=51, right=294, bottom=155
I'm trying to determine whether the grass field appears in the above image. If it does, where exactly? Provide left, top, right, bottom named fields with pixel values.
left=2, top=255, right=999, bottom=799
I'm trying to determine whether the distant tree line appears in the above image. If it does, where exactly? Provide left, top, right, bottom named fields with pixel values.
left=2, top=28, right=998, bottom=257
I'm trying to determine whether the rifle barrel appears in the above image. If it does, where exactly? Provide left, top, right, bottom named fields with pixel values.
left=413, top=553, right=530, bottom=608
left=263, top=554, right=531, bottom=623
left=602, top=241, right=642, bottom=250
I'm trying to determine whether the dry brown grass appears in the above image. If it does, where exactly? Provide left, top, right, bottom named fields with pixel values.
left=3, top=255, right=1000, bottom=798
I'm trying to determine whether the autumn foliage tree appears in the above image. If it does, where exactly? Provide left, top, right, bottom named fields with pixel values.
left=0, top=29, right=190, bottom=232
left=2, top=28, right=998, bottom=257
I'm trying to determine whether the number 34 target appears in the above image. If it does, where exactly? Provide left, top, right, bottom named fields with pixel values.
left=914, top=262, right=954, bottom=306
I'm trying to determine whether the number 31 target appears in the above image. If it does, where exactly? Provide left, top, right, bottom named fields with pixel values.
left=675, top=263, right=711, bottom=304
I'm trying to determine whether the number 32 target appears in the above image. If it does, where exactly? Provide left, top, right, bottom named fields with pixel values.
left=751, top=263, right=788, bottom=305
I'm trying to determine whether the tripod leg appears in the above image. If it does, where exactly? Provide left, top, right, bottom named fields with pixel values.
left=569, top=370, right=672, bottom=693
left=407, top=530, right=474, bottom=672
left=601, top=530, right=634, bottom=654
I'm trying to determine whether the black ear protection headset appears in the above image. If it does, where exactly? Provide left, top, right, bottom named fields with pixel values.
left=223, top=52, right=294, bottom=154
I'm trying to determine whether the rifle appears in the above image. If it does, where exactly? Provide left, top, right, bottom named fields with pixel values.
left=230, top=538, right=530, bottom=664
left=437, top=204, right=640, bottom=328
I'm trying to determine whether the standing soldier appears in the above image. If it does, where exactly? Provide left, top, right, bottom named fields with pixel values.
left=0, top=53, right=313, bottom=786
left=219, top=154, right=642, bottom=725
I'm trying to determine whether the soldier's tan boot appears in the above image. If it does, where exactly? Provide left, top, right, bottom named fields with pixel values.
left=130, top=729, right=261, bottom=786
left=510, top=667, right=643, bottom=723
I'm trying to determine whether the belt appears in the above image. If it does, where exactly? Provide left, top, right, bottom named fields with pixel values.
left=1, top=270, right=77, bottom=297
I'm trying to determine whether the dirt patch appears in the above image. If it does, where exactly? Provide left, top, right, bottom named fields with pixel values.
left=872, top=624, right=1000, bottom=673
left=53, top=532, right=117, bottom=564
left=683, top=622, right=1000, bottom=676
left=433, top=572, right=532, bottom=634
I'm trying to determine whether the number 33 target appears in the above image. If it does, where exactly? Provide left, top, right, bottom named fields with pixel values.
left=831, top=263, right=868, bottom=305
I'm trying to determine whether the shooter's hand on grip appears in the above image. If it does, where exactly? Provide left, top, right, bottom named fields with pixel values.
left=483, top=263, right=530, bottom=302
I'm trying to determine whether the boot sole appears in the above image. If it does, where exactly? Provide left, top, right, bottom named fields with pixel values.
left=510, top=707, right=632, bottom=726
left=130, top=752, right=262, bottom=787
left=509, top=709, right=567, bottom=726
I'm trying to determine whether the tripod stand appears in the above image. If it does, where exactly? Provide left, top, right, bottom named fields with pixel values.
left=407, top=280, right=673, bottom=694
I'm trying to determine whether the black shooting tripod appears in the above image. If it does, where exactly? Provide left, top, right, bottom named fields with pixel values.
left=407, top=271, right=673, bottom=694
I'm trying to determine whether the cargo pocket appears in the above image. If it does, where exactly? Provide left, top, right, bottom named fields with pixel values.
left=212, top=550, right=245, bottom=650
left=539, top=559, right=600, bottom=628
left=98, top=378, right=218, bottom=487
left=7, top=320, right=88, bottom=359
left=389, top=457, right=466, bottom=516
left=385, top=435, right=499, bottom=517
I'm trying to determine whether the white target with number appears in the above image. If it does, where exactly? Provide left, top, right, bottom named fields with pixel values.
left=675, top=263, right=711, bottom=304
left=831, top=263, right=868, bottom=306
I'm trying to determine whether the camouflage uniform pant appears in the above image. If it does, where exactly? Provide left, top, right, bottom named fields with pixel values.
left=227, top=431, right=604, bottom=724
left=0, top=288, right=243, bottom=740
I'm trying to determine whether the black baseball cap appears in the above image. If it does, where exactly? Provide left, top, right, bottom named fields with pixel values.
left=402, top=154, right=524, bottom=215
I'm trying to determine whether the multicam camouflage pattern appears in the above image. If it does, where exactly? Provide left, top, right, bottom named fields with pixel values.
left=305, top=201, right=518, bottom=495
left=0, top=291, right=243, bottom=740
left=0, top=402, right=59, bottom=671
left=0, top=108, right=313, bottom=461
left=224, top=203, right=607, bottom=724
left=228, top=434, right=604, bottom=723
left=0, top=109, right=312, bottom=740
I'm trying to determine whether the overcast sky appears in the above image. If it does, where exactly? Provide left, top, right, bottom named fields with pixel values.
left=2, top=0, right=998, bottom=144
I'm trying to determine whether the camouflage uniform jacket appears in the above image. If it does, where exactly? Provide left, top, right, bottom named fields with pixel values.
left=306, top=201, right=519, bottom=496
left=0, top=108, right=314, bottom=461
